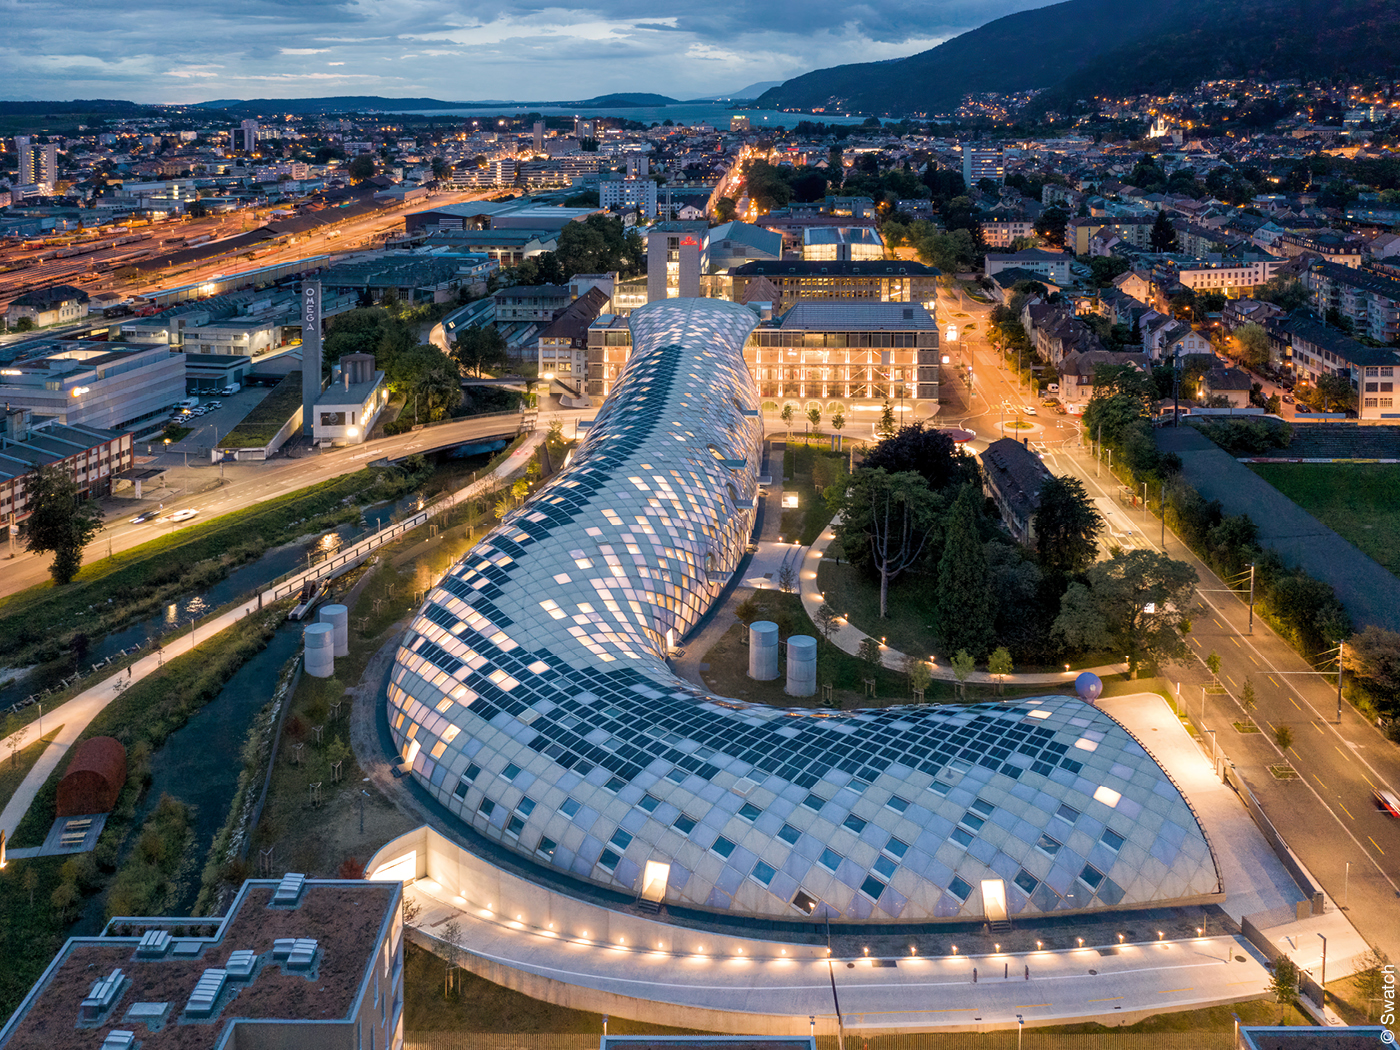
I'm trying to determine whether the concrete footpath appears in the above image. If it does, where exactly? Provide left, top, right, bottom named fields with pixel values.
left=0, top=433, right=543, bottom=846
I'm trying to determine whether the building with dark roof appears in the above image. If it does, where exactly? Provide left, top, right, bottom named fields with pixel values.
left=4, top=284, right=90, bottom=328
left=0, top=876, right=404, bottom=1050
left=0, top=408, right=133, bottom=525
left=1237, top=1027, right=1390, bottom=1050
left=1306, top=261, right=1400, bottom=344
left=1275, top=315, right=1400, bottom=418
left=980, top=437, right=1054, bottom=545
left=0, top=340, right=184, bottom=431
left=536, top=286, right=610, bottom=388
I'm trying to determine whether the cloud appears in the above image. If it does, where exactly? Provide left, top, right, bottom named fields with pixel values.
left=0, top=0, right=1056, bottom=103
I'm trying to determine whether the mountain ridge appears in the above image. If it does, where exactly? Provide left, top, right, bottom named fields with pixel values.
left=757, top=0, right=1400, bottom=117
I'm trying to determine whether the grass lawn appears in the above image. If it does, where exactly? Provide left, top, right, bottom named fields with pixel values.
left=220, top=371, right=302, bottom=448
left=778, top=440, right=845, bottom=547
left=0, top=725, right=62, bottom=813
left=703, top=590, right=1065, bottom=709
left=1249, top=463, right=1400, bottom=573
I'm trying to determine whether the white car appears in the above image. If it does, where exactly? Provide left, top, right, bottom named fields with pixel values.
left=170, top=508, right=199, bottom=522
left=1022, top=405, right=1038, bottom=416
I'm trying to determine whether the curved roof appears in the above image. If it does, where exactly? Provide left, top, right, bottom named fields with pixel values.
left=387, top=297, right=1219, bottom=922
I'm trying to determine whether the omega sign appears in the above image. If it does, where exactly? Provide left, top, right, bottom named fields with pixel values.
left=303, top=284, right=320, bottom=329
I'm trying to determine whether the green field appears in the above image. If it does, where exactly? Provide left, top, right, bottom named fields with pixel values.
left=1250, top=463, right=1400, bottom=572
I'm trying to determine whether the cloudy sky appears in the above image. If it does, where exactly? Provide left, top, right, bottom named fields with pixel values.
left=3, top=0, right=1056, bottom=103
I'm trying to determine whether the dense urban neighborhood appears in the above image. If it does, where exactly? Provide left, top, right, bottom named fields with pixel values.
left=2, top=29, right=1400, bottom=1050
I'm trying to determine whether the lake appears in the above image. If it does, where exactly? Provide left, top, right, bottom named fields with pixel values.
left=389, top=103, right=871, bottom=129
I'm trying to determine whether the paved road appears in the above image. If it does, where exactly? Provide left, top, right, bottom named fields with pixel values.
left=0, top=407, right=590, bottom=601
left=941, top=284, right=1400, bottom=963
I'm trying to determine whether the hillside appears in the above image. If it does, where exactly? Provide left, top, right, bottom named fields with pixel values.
left=195, top=96, right=485, bottom=114
left=756, top=0, right=1400, bottom=117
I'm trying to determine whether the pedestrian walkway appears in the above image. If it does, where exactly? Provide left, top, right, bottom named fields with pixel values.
left=0, top=432, right=544, bottom=843
left=791, top=521, right=1128, bottom=686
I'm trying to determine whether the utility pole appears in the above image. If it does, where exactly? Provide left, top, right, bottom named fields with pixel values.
left=1337, top=640, right=1345, bottom=724
left=1247, top=564, right=1255, bottom=634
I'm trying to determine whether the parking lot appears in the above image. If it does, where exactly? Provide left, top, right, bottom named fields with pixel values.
left=155, top=384, right=274, bottom=456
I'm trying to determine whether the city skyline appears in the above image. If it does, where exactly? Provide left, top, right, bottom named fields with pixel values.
left=6, top=0, right=1060, bottom=104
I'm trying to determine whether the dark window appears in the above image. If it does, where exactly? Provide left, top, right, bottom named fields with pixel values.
left=885, top=795, right=910, bottom=813
left=537, top=837, right=557, bottom=859
left=873, top=854, right=898, bottom=879
left=752, top=861, right=777, bottom=885
left=506, top=816, right=525, bottom=836
left=1079, top=864, right=1105, bottom=889
left=843, top=814, right=867, bottom=833
left=674, top=814, right=697, bottom=834
left=1056, top=803, right=1079, bottom=823
left=1036, top=833, right=1061, bottom=855
left=560, top=797, right=580, bottom=818
left=605, top=776, right=626, bottom=792
left=884, top=837, right=908, bottom=858
left=801, top=792, right=826, bottom=811
left=479, top=799, right=496, bottom=818
left=860, top=875, right=886, bottom=900
left=970, top=798, right=995, bottom=817
left=599, top=849, right=620, bottom=870
left=502, top=763, right=521, bottom=781
left=711, top=836, right=737, bottom=859
left=818, top=847, right=842, bottom=871
left=609, top=829, right=633, bottom=850
left=792, top=890, right=819, bottom=914
left=639, top=794, right=661, bottom=812
left=778, top=823, right=801, bottom=845
left=949, top=876, right=972, bottom=900
left=951, top=827, right=974, bottom=847
left=1014, top=869, right=1039, bottom=894
left=739, top=802, right=762, bottom=821
left=517, top=797, right=536, bottom=817
left=1102, top=829, right=1125, bottom=851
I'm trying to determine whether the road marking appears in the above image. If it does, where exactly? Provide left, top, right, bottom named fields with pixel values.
left=1315, top=774, right=1328, bottom=789
left=1089, top=997, right=1124, bottom=1003
left=1268, top=675, right=1281, bottom=688
left=1314, top=722, right=1325, bottom=735
left=1231, top=637, right=1242, bottom=649
left=1226, top=674, right=1237, bottom=687
left=1339, top=801, right=1355, bottom=820
left=1212, top=617, right=1224, bottom=629
left=1158, top=988, right=1193, bottom=994
left=1249, top=654, right=1260, bottom=666
left=1291, top=698, right=1302, bottom=710
left=1370, top=836, right=1386, bottom=855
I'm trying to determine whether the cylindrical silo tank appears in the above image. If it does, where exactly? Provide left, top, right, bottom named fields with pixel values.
left=786, top=635, right=817, bottom=697
left=319, top=604, right=349, bottom=657
left=749, top=620, right=780, bottom=680
left=304, top=622, right=335, bottom=678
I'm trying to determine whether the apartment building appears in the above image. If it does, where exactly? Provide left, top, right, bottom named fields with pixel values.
left=1306, top=261, right=1400, bottom=344
left=1278, top=315, right=1400, bottom=419
left=0, top=408, right=133, bottom=526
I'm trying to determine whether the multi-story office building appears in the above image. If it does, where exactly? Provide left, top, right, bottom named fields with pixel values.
left=962, top=144, right=1004, bottom=187
left=587, top=301, right=939, bottom=420
left=723, top=260, right=939, bottom=314
left=646, top=223, right=706, bottom=300
left=0, top=875, right=406, bottom=1050
left=1169, top=258, right=1282, bottom=298
left=0, top=341, right=184, bottom=431
left=0, top=408, right=133, bottom=526
left=229, top=118, right=260, bottom=152
left=14, top=138, right=59, bottom=193
left=493, top=284, right=572, bottom=322
left=1306, top=261, right=1400, bottom=344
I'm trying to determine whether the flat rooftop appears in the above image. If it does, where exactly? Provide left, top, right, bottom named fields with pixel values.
left=0, top=880, right=398, bottom=1050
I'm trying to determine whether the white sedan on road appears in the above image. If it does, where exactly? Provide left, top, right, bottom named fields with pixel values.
left=170, top=508, right=199, bottom=522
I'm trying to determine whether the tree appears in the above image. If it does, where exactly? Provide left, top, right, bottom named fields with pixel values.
left=21, top=463, right=104, bottom=585
left=831, top=411, right=845, bottom=440
left=905, top=654, right=932, bottom=698
left=1234, top=323, right=1270, bottom=370
left=388, top=345, right=461, bottom=422
left=1149, top=209, right=1178, bottom=252
left=949, top=649, right=975, bottom=698
left=780, top=403, right=795, bottom=441
left=878, top=400, right=897, bottom=439
left=1053, top=549, right=1198, bottom=677
left=937, top=486, right=995, bottom=658
left=1353, top=946, right=1391, bottom=1021
left=1034, top=206, right=1069, bottom=249
left=1206, top=650, right=1221, bottom=682
left=988, top=647, right=1013, bottom=694
left=23, top=868, right=38, bottom=907
left=4, top=712, right=29, bottom=768
left=858, top=636, right=883, bottom=671
left=1240, top=675, right=1258, bottom=726
left=1344, top=626, right=1400, bottom=698
left=346, top=154, right=376, bottom=183
left=713, top=196, right=737, bottom=223
left=1316, top=373, right=1356, bottom=414
left=15, top=317, right=36, bottom=332
left=1269, top=955, right=1299, bottom=1023
left=861, top=421, right=980, bottom=492
left=1034, top=476, right=1104, bottom=577
left=777, top=560, right=796, bottom=593
left=814, top=602, right=840, bottom=645
left=839, top=468, right=942, bottom=619
left=441, top=919, right=463, bottom=996
left=451, top=325, right=508, bottom=378
left=1275, top=724, right=1293, bottom=751
left=806, top=405, right=821, bottom=432
left=50, top=881, right=80, bottom=921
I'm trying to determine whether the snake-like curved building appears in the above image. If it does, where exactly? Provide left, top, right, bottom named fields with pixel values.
left=386, top=297, right=1220, bottom=924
